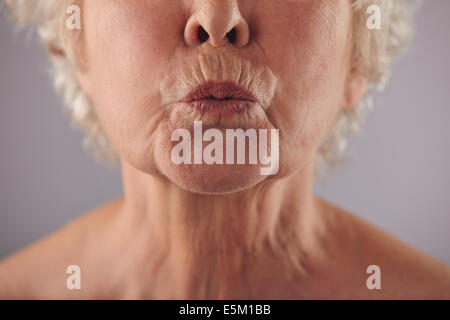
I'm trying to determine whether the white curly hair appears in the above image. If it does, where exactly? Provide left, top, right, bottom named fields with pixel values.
left=5, top=0, right=418, bottom=176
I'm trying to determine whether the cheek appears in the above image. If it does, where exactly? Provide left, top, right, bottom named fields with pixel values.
left=255, top=1, right=351, bottom=171
left=82, top=1, right=185, bottom=166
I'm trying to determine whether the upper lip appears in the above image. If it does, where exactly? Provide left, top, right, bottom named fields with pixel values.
left=181, top=80, right=258, bottom=103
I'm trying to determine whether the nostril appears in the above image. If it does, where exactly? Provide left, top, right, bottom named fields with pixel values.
left=197, top=25, right=209, bottom=43
left=226, top=28, right=236, bottom=44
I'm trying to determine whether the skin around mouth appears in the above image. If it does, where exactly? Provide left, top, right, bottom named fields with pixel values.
left=190, top=99, right=255, bottom=118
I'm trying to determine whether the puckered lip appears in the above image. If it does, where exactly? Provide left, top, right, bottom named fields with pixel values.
left=180, top=80, right=258, bottom=104
left=178, top=80, right=258, bottom=117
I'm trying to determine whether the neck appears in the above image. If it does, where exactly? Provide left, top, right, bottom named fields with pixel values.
left=115, top=160, right=326, bottom=299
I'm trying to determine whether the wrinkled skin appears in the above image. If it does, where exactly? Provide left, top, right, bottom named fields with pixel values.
left=0, top=0, right=449, bottom=299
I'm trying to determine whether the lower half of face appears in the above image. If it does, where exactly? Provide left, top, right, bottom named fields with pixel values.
left=82, top=0, right=351, bottom=194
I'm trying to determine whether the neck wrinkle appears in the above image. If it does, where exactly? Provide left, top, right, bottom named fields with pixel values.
left=118, top=160, right=322, bottom=298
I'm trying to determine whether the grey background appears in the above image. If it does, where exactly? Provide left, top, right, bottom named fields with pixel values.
left=0, top=2, right=449, bottom=264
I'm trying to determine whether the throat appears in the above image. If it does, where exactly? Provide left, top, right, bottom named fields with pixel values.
left=117, top=160, right=322, bottom=298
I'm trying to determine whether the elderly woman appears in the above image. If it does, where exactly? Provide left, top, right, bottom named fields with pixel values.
left=0, top=0, right=449, bottom=299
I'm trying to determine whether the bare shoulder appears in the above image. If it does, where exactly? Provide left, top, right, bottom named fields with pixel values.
left=0, top=197, right=123, bottom=299
left=318, top=197, right=450, bottom=299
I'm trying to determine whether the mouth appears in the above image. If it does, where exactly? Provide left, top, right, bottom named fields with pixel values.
left=179, top=80, right=258, bottom=118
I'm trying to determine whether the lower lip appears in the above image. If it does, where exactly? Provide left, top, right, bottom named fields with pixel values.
left=189, top=99, right=255, bottom=118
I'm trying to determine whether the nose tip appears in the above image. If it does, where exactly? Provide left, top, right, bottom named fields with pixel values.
left=184, top=4, right=250, bottom=48
left=185, top=19, right=249, bottom=48
left=196, top=25, right=238, bottom=46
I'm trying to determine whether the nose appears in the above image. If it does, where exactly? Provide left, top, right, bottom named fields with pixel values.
left=184, top=0, right=250, bottom=48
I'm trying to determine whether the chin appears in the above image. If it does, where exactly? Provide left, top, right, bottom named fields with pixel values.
left=156, top=155, right=268, bottom=194
left=150, top=110, right=281, bottom=194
